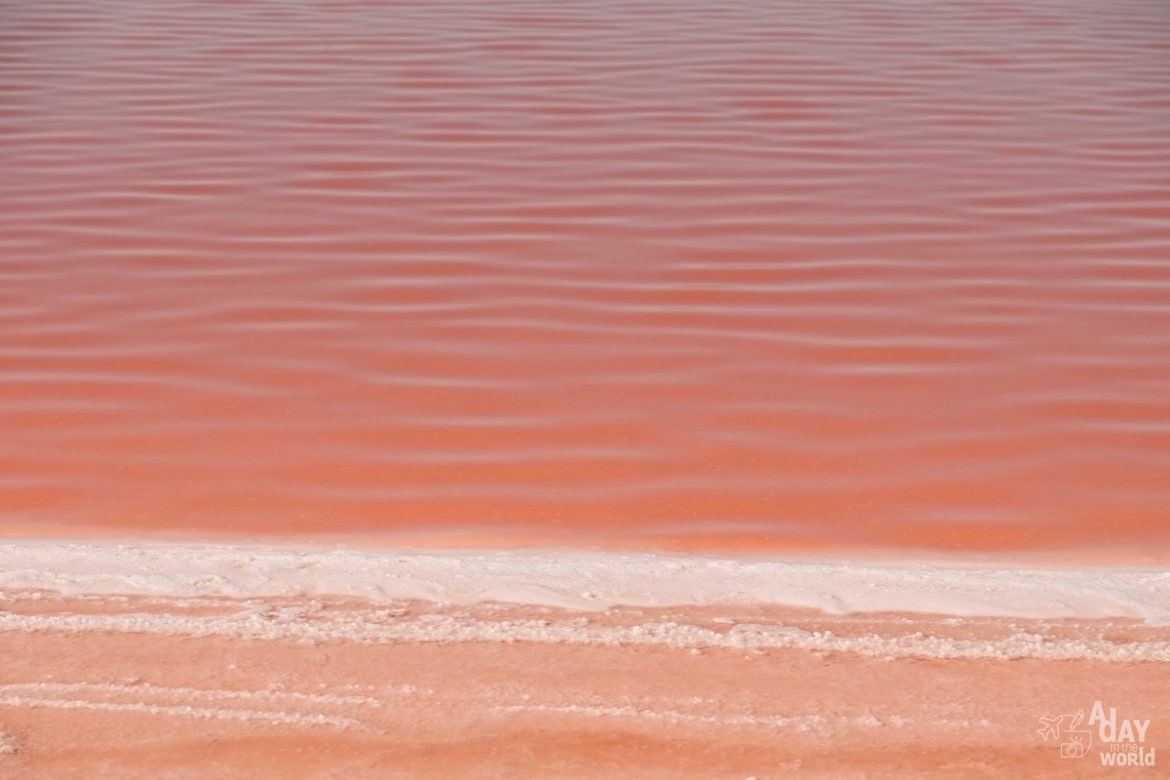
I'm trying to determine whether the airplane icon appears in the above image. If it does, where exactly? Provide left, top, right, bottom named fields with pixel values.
left=1036, top=715, right=1064, bottom=741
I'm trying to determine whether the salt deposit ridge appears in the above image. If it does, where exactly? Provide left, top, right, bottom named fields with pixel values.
left=1, top=541, right=1167, bottom=624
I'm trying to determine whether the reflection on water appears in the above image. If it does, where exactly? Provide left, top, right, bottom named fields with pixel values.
left=1, top=0, right=1169, bottom=551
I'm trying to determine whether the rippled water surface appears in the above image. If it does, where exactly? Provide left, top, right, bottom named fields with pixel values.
left=2, top=0, right=1169, bottom=551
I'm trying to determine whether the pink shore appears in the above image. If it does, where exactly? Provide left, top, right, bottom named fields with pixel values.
left=0, top=536, right=1167, bottom=777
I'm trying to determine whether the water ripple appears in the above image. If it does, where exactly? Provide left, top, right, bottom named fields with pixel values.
left=1, top=0, right=1168, bottom=550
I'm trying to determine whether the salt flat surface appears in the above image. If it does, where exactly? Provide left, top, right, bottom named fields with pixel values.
left=1, top=541, right=1167, bottom=623
left=4, top=600, right=1165, bottom=779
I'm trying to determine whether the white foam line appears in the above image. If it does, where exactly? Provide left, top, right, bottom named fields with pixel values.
left=1, top=611, right=1167, bottom=662
left=0, top=728, right=14, bottom=755
left=490, top=705, right=992, bottom=734
left=0, top=682, right=382, bottom=709
left=0, top=540, right=1168, bottom=623
left=0, top=695, right=365, bottom=730
left=492, top=704, right=844, bottom=732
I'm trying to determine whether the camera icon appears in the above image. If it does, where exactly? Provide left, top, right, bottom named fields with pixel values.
left=1060, top=734, right=1091, bottom=759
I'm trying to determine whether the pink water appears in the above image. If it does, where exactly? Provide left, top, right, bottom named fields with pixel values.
left=2, top=0, right=1169, bottom=553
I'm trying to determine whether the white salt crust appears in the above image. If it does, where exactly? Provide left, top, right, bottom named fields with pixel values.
left=1, top=604, right=1169, bottom=662
left=0, top=541, right=1168, bottom=662
left=1, top=541, right=1168, bottom=622
left=0, top=682, right=994, bottom=736
left=0, top=695, right=365, bottom=731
